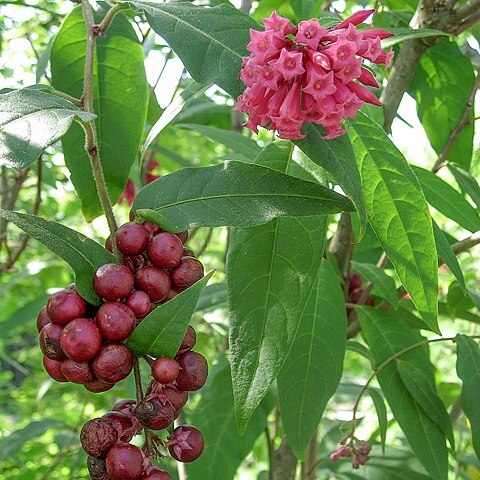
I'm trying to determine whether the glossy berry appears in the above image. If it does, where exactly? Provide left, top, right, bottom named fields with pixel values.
left=168, top=425, right=204, bottom=463
left=349, top=288, right=374, bottom=306
left=125, top=290, right=151, bottom=318
left=152, top=357, right=180, bottom=384
left=43, top=357, right=68, bottom=382
left=37, top=306, right=51, bottom=332
left=39, top=323, right=65, bottom=361
left=142, top=466, right=173, bottom=480
left=146, top=233, right=183, bottom=268
left=105, top=236, right=113, bottom=252
left=182, top=248, right=195, bottom=258
left=135, top=266, right=171, bottom=302
left=102, top=411, right=136, bottom=443
left=106, top=443, right=144, bottom=480
left=115, top=222, right=149, bottom=256
left=80, top=418, right=118, bottom=458
left=92, top=343, right=133, bottom=384
left=162, top=384, right=188, bottom=412
left=135, top=397, right=174, bottom=430
left=176, top=351, right=208, bottom=391
left=87, top=456, right=109, bottom=480
left=349, top=274, right=363, bottom=291
left=93, top=264, right=134, bottom=301
left=175, top=231, right=188, bottom=244
left=84, top=378, right=115, bottom=393
left=170, top=257, right=204, bottom=290
left=47, top=290, right=86, bottom=325
left=143, top=221, right=163, bottom=239
left=61, top=359, right=95, bottom=384
left=177, top=325, right=196, bottom=355
left=163, top=288, right=180, bottom=303
left=96, top=302, right=136, bottom=341
left=60, top=318, right=102, bottom=362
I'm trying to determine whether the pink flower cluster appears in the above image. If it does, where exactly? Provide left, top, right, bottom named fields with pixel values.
left=235, top=10, right=393, bottom=140
left=330, top=440, right=372, bottom=469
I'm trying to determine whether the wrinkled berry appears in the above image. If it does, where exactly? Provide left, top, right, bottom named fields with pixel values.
left=93, top=264, right=134, bottom=301
left=87, top=456, right=109, bottom=480
left=92, top=343, right=133, bottom=384
left=47, top=290, right=86, bottom=325
left=168, top=425, right=204, bottom=462
left=60, top=318, right=102, bottom=362
left=106, top=443, right=144, bottom=480
left=39, top=323, right=65, bottom=361
left=135, top=266, right=171, bottom=302
left=147, top=233, right=183, bottom=268
left=135, top=397, right=174, bottom=430
left=84, top=378, right=115, bottom=393
left=176, top=351, right=208, bottom=391
left=102, top=411, right=136, bottom=443
left=170, top=257, right=204, bottom=290
left=116, top=222, right=149, bottom=256
left=96, top=302, right=136, bottom=341
left=81, top=418, right=118, bottom=458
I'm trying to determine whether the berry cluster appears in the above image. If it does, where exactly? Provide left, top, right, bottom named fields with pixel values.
left=330, top=439, right=372, bottom=469
left=346, top=273, right=373, bottom=315
left=235, top=9, right=393, bottom=140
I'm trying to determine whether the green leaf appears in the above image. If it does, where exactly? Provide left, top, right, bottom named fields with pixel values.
left=128, top=1, right=258, bottom=98
left=278, top=260, right=346, bottom=459
left=349, top=112, right=439, bottom=333
left=0, top=294, right=50, bottom=335
left=186, top=361, right=273, bottom=480
left=195, top=281, right=226, bottom=312
left=289, top=0, right=321, bottom=21
left=0, top=88, right=95, bottom=168
left=432, top=220, right=465, bottom=293
left=295, top=124, right=367, bottom=239
left=456, top=334, right=480, bottom=460
left=50, top=6, right=148, bottom=220
left=133, top=160, right=353, bottom=232
left=381, top=27, right=451, bottom=48
left=412, top=166, right=480, bottom=233
left=411, top=40, right=475, bottom=169
left=358, top=308, right=448, bottom=480
left=127, top=272, right=213, bottom=357
left=368, top=388, right=388, bottom=454
left=346, top=340, right=375, bottom=366
left=228, top=142, right=328, bottom=433
left=35, top=37, right=54, bottom=83
left=351, top=261, right=399, bottom=309
left=447, top=162, right=480, bottom=210
left=0, top=209, right=117, bottom=305
left=397, top=361, right=454, bottom=448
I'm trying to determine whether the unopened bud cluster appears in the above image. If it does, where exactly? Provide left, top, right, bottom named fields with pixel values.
left=330, top=439, right=372, bottom=469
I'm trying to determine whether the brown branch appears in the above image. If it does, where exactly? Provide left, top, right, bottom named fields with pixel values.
left=272, top=437, right=297, bottom=480
left=455, top=0, right=480, bottom=20
left=328, top=213, right=354, bottom=276
left=455, top=10, right=480, bottom=33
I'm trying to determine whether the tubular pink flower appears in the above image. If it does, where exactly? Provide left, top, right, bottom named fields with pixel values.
left=262, top=11, right=297, bottom=37
left=361, top=28, right=394, bottom=40
left=303, top=67, right=336, bottom=100
left=336, top=8, right=375, bottom=29
left=325, top=40, right=357, bottom=69
left=358, top=67, right=379, bottom=87
left=347, top=81, right=382, bottom=106
left=334, top=57, right=362, bottom=83
left=357, top=37, right=383, bottom=62
left=273, top=49, right=306, bottom=81
left=247, top=29, right=279, bottom=63
left=295, top=19, right=327, bottom=49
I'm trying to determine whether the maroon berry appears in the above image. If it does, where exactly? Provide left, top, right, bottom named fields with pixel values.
left=177, top=325, right=196, bottom=355
left=176, top=351, right=208, bottom=391
left=126, top=290, right=151, bottom=318
left=92, top=343, right=133, bottom=384
left=134, top=397, right=174, bottom=430
left=147, top=233, right=183, bottom=268
left=84, top=378, right=115, bottom=393
left=135, top=266, right=171, bottom=302
left=37, top=306, right=51, bottom=332
left=96, top=302, right=136, bottom=341
left=102, top=411, right=135, bottom=443
left=143, top=221, right=163, bottom=239
left=170, top=257, right=204, bottom=290
left=46, top=290, right=86, bottom=325
left=60, top=318, right=102, bottom=362
left=142, top=466, right=173, bottom=480
left=61, top=359, right=95, bottom=384
left=39, top=323, right=65, bottom=360
left=168, top=425, right=204, bottom=462
left=81, top=418, right=118, bottom=458
left=162, top=384, right=188, bottom=412
left=116, top=222, right=149, bottom=256
left=87, top=456, right=109, bottom=480
left=113, top=398, right=137, bottom=413
left=182, top=248, right=195, bottom=257
left=163, top=288, right=180, bottom=303
left=105, top=236, right=113, bottom=252
left=106, top=443, right=144, bottom=480
left=43, top=357, right=68, bottom=382
left=93, top=264, right=134, bottom=301
left=152, top=357, right=180, bottom=384
left=175, top=231, right=188, bottom=244
left=349, top=288, right=373, bottom=306
left=349, top=274, right=363, bottom=290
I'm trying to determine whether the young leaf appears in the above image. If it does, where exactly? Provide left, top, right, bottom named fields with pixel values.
left=350, top=261, right=399, bottom=309
left=349, top=112, right=439, bottom=333
left=447, top=162, right=480, bottom=210
left=50, top=6, right=148, bottom=221
left=132, top=160, right=354, bottom=232
left=127, top=272, right=213, bottom=357
left=381, top=27, right=450, bottom=48
left=0, top=88, right=95, bottom=168
left=0, top=209, right=116, bottom=305
left=228, top=142, right=328, bottom=434
left=186, top=362, right=273, bottom=480
left=368, top=388, right=388, bottom=454
left=456, top=334, right=480, bottom=460
left=278, top=260, right=347, bottom=459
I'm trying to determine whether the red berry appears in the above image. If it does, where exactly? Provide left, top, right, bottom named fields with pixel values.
left=177, top=325, right=196, bottom=355
left=84, top=378, right=115, bottom=393
left=39, top=323, right=65, bottom=360
left=134, top=397, right=174, bottom=430
left=106, top=444, right=144, bottom=480
left=152, top=357, right=180, bottom=384
left=113, top=398, right=137, bottom=413
left=93, top=264, right=134, bottom=301
left=102, top=411, right=136, bottom=443
left=176, top=351, right=208, bottom=391
left=349, top=274, right=362, bottom=291
left=163, top=288, right=180, bottom=303
left=43, top=357, right=68, bottom=382
left=143, top=221, right=163, bottom=239
left=105, top=236, right=113, bottom=252
left=61, top=359, right=95, bottom=384
left=96, top=302, right=136, bottom=341
left=168, top=426, right=204, bottom=462
left=162, top=384, right=188, bottom=412
left=349, top=288, right=374, bottom=306
left=135, top=266, right=171, bottom=302
left=92, top=343, right=133, bottom=384
left=60, top=318, right=102, bottom=362
left=146, top=233, right=183, bottom=268
left=115, top=222, right=149, bottom=256
left=47, top=290, right=86, bottom=325
left=170, top=257, right=204, bottom=290
left=182, top=248, right=195, bottom=257
left=125, top=290, right=151, bottom=318
left=81, top=418, right=118, bottom=458
left=175, top=231, right=188, bottom=244
left=37, top=306, right=51, bottom=332
left=142, top=466, right=173, bottom=480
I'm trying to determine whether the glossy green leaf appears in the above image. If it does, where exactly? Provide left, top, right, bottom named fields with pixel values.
left=128, top=1, right=258, bottom=98
left=127, top=272, right=213, bottom=357
left=0, top=294, right=50, bottom=335
left=381, top=27, right=450, bottom=48
left=359, top=308, right=448, bottom=480
left=411, top=40, right=475, bottom=169
left=278, top=260, right=346, bottom=459
left=368, top=388, right=388, bottom=453
left=349, top=112, right=439, bottom=333
left=456, top=334, right=480, bottom=460
left=228, top=142, right=328, bottom=433
left=50, top=6, right=148, bottom=220
left=397, top=361, right=454, bottom=448
left=0, top=209, right=116, bottom=305
left=186, top=361, right=273, bottom=480
left=0, top=88, right=95, bottom=168
left=346, top=340, right=375, bottom=366
left=133, top=160, right=353, bottom=232
left=195, top=281, right=226, bottom=312
left=35, top=37, right=54, bottom=83
left=351, top=261, right=399, bottom=309
left=289, top=0, right=321, bottom=21
left=412, top=166, right=480, bottom=233
left=447, top=162, right=480, bottom=210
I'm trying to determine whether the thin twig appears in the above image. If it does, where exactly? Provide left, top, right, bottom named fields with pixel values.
left=94, top=3, right=130, bottom=35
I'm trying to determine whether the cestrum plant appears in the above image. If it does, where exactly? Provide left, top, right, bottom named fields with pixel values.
left=235, top=9, right=393, bottom=139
